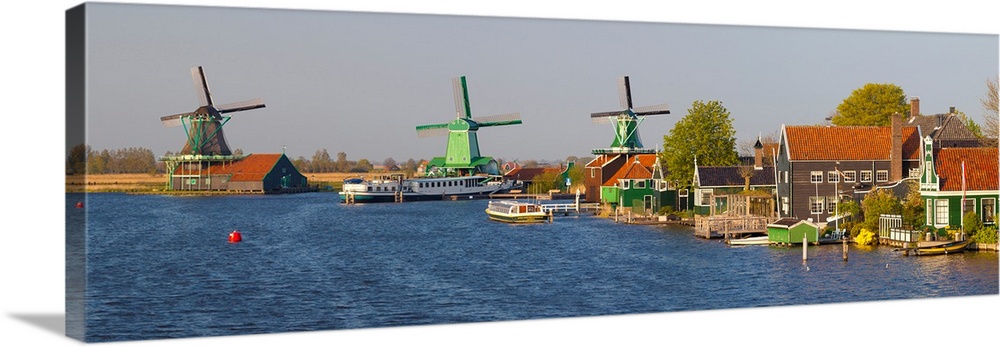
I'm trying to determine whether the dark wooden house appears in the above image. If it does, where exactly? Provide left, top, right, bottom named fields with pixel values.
left=775, top=113, right=922, bottom=223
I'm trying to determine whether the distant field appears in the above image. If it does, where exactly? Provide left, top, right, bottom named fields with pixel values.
left=66, top=172, right=368, bottom=193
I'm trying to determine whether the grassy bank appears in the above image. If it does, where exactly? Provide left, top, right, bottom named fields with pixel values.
left=66, top=172, right=365, bottom=193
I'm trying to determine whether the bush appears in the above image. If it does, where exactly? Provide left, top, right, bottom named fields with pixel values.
left=855, top=228, right=878, bottom=246
left=963, top=211, right=983, bottom=236
left=972, top=226, right=998, bottom=244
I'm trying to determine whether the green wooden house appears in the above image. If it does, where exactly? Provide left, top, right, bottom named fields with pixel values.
left=691, top=140, right=776, bottom=216
left=599, top=154, right=675, bottom=213
left=767, top=218, right=819, bottom=245
left=919, top=136, right=998, bottom=229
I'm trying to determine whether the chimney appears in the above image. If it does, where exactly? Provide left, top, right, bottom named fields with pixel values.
left=949, top=106, right=956, bottom=115
left=753, top=138, right=764, bottom=170
left=909, top=97, right=920, bottom=119
left=891, top=112, right=903, bottom=181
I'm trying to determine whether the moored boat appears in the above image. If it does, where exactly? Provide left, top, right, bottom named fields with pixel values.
left=726, top=235, right=770, bottom=245
left=339, top=173, right=520, bottom=203
left=485, top=200, right=551, bottom=223
left=907, top=239, right=973, bottom=256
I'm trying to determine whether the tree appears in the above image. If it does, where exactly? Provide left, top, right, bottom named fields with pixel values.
left=860, top=188, right=902, bottom=232
left=66, top=144, right=88, bottom=175
left=352, top=158, right=373, bottom=172
left=981, top=76, right=998, bottom=138
left=382, top=157, right=398, bottom=171
left=335, top=152, right=349, bottom=172
left=900, top=181, right=925, bottom=230
left=528, top=170, right=561, bottom=194
left=661, top=100, right=739, bottom=187
left=831, top=83, right=909, bottom=126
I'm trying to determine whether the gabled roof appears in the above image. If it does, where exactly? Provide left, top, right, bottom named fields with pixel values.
left=697, top=166, right=776, bottom=187
left=783, top=125, right=920, bottom=161
left=907, top=114, right=979, bottom=145
left=173, top=154, right=284, bottom=182
left=934, top=147, right=999, bottom=191
left=605, top=154, right=657, bottom=186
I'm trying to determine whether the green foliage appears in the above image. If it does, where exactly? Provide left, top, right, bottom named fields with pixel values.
left=860, top=188, right=902, bottom=231
left=662, top=100, right=739, bottom=188
left=900, top=182, right=925, bottom=229
left=855, top=228, right=877, bottom=246
left=972, top=225, right=998, bottom=244
left=529, top=170, right=562, bottom=194
left=831, top=83, right=909, bottom=126
left=566, top=163, right=586, bottom=193
left=963, top=211, right=984, bottom=235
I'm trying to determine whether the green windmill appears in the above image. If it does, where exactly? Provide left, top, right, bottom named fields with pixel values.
left=415, top=76, right=521, bottom=177
left=590, top=76, right=670, bottom=153
left=159, top=66, right=266, bottom=156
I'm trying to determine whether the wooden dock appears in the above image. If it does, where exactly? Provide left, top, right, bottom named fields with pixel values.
left=694, top=215, right=770, bottom=239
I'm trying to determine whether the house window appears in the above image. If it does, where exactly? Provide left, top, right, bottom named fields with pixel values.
left=926, top=200, right=933, bottom=225
left=860, top=170, right=873, bottom=183
left=809, top=196, right=825, bottom=214
left=843, top=171, right=856, bottom=183
left=983, top=198, right=996, bottom=224
left=876, top=170, right=888, bottom=182
left=810, top=171, right=823, bottom=183
left=828, top=171, right=840, bottom=183
left=635, top=180, right=646, bottom=189
left=909, top=168, right=920, bottom=178
left=781, top=197, right=789, bottom=214
left=590, top=168, right=596, bottom=178
left=698, top=189, right=712, bottom=206
left=678, top=189, right=688, bottom=197
left=935, top=199, right=949, bottom=225
left=827, top=196, right=838, bottom=214
left=623, top=180, right=630, bottom=189
left=963, top=199, right=975, bottom=215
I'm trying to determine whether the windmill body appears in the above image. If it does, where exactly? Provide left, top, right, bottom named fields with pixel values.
left=590, top=76, right=670, bottom=154
left=157, top=66, right=295, bottom=192
left=160, top=66, right=266, bottom=156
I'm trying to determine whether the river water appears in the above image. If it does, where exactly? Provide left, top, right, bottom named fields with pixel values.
left=66, top=192, right=998, bottom=342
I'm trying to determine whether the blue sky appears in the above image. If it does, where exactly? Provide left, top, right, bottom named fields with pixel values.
left=2, top=2, right=999, bottom=347
left=77, top=1, right=997, bottom=164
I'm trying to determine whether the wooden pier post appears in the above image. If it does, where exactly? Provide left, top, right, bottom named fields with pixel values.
left=802, top=234, right=808, bottom=261
left=842, top=238, right=848, bottom=261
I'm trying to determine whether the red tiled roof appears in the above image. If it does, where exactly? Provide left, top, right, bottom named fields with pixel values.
left=784, top=126, right=920, bottom=161
left=172, top=154, right=283, bottom=182
left=935, top=147, right=999, bottom=191
left=605, top=154, right=657, bottom=185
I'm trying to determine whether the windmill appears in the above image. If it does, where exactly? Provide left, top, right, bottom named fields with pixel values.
left=159, top=66, right=266, bottom=156
left=415, top=76, right=521, bottom=175
left=591, top=76, right=670, bottom=151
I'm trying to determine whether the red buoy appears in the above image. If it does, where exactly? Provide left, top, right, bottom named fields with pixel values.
left=75, top=201, right=84, bottom=208
left=228, top=230, right=242, bottom=243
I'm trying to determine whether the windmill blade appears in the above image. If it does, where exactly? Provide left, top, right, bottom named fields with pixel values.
left=191, top=66, right=213, bottom=107
left=416, top=123, right=450, bottom=138
left=217, top=98, right=266, bottom=114
left=634, top=103, right=671, bottom=116
left=159, top=112, right=193, bottom=127
left=472, top=112, right=521, bottom=126
left=452, top=76, right=469, bottom=119
left=591, top=111, right=623, bottom=123
left=618, top=76, right=632, bottom=110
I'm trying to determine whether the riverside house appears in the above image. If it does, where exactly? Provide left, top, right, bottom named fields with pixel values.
left=919, top=137, right=999, bottom=229
left=692, top=139, right=777, bottom=216
left=775, top=113, right=922, bottom=223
